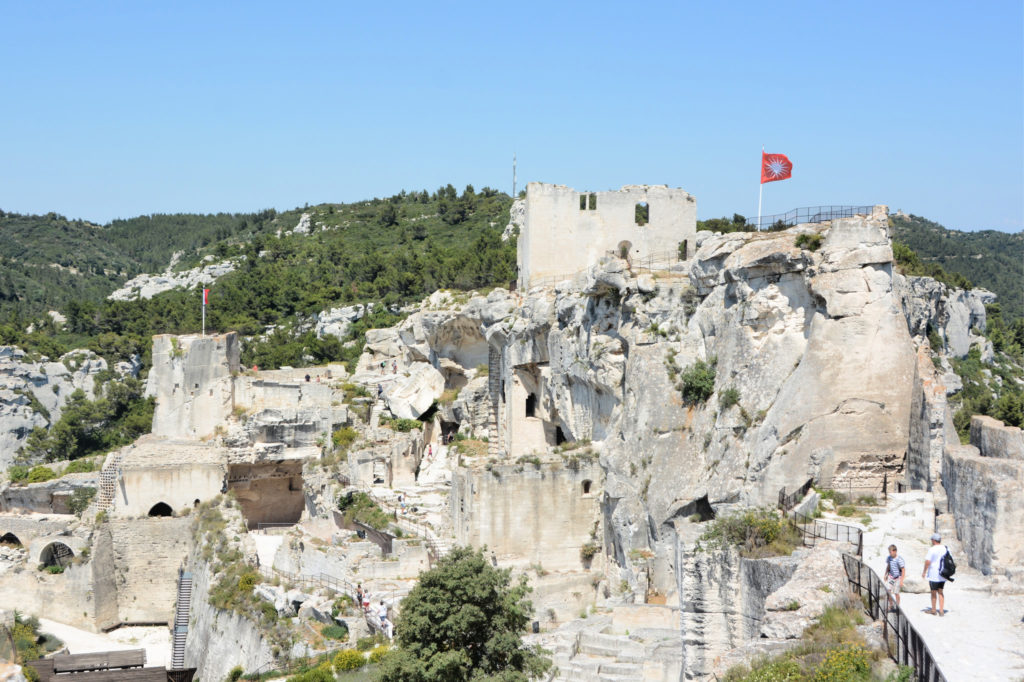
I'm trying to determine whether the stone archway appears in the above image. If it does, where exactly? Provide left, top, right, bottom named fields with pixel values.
left=40, top=541, right=74, bottom=568
left=148, top=502, right=173, bottom=517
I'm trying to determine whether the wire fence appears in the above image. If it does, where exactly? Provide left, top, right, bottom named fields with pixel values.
left=778, top=478, right=814, bottom=512
left=746, top=205, right=876, bottom=231
left=842, top=553, right=948, bottom=682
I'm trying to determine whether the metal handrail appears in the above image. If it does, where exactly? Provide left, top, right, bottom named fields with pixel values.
left=778, top=478, right=814, bottom=512
left=788, top=510, right=864, bottom=558
left=842, top=553, right=948, bottom=681
left=746, top=205, right=875, bottom=231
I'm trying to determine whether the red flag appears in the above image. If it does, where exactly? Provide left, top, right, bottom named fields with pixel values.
left=203, top=289, right=209, bottom=305
left=761, top=153, right=793, bottom=184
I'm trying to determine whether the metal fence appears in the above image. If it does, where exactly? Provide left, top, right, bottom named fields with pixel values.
left=778, top=478, right=814, bottom=512
left=788, top=509, right=864, bottom=558
left=257, top=565, right=356, bottom=600
left=746, top=205, right=875, bottom=231
left=842, top=553, right=948, bottom=682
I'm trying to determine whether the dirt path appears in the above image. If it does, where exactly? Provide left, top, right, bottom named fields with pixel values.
left=37, top=619, right=170, bottom=667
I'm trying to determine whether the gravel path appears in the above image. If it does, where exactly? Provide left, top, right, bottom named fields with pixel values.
left=860, top=492, right=1024, bottom=681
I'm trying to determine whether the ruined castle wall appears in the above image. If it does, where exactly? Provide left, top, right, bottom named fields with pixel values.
left=907, top=344, right=948, bottom=492
left=109, top=517, right=192, bottom=624
left=0, top=559, right=95, bottom=629
left=148, top=333, right=239, bottom=439
left=451, top=462, right=602, bottom=571
left=116, top=464, right=225, bottom=518
left=518, top=183, right=696, bottom=289
left=91, top=525, right=120, bottom=630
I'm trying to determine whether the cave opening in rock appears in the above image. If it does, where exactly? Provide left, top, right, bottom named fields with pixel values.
left=0, top=532, right=22, bottom=546
left=582, top=480, right=593, bottom=495
left=227, top=460, right=304, bottom=530
left=148, top=502, right=173, bottom=517
left=525, top=393, right=537, bottom=418
left=555, top=426, right=567, bottom=445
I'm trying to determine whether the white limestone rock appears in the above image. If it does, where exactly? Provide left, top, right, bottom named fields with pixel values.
left=386, top=363, right=445, bottom=420
left=108, top=259, right=238, bottom=301
left=294, top=212, right=312, bottom=234
left=316, top=305, right=366, bottom=341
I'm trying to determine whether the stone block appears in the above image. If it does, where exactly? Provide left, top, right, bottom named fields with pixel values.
left=970, top=415, right=1024, bottom=460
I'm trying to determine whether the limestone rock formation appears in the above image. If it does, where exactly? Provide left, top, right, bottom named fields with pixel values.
left=108, top=257, right=238, bottom=301
left=315, top=304, right=366, bottom=341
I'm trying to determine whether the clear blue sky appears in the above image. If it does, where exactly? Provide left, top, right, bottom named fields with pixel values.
left=2, top=1, right=1021, bottom=232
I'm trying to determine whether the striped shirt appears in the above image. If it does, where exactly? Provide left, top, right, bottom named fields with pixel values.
left=886, top=555, right=905, bottom=579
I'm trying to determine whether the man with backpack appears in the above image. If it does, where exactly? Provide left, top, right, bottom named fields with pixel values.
left=922, top=532, right=955, bottom=616
left=883, top=544, right=905, bottom=610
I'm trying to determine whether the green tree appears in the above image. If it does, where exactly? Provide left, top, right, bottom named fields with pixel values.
left=377, top=547, right=551, bottom=682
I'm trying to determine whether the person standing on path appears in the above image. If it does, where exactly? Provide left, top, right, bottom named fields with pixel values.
left=922, top=533, right=947, bottom=616
left=883, top=544, right=905, bottom=609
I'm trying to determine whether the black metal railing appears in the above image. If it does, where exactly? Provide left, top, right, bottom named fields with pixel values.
left=788, top=510, right=864, bottom=558
left=746, top=205, right=875, bottom=231
left=842, top=553, right=948, bottom=682
left=778, top=478, right=814, bottom=512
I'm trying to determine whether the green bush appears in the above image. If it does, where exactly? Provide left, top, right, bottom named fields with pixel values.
left=322, top=624, right=348, bottom=640
left=337, top=491, right=393, bottom=531
left=8, top=465, right=29, bottom=483
left=63, top=458, right=97, bottom=474
left=333, top=649, right=366, bottom=671
left=332, top=426, right=359, bottom=452
left=700, top=509, right=802, bottom=558
left=227, top=666, right=244, bottom=682
left=289, top=662, right=335, bottom=682
left=724, top=656, right=805, bottom=681
left=27, top=466, right=56, bottom=484
left=836, top=505, right=857, bottom=517
left=720, top=387, right=740, bottom=411
left=680, top=359, right=716, bottom=404
left=368, top=645, right=390, bottom=664
left=356, top=634, right=388, bottom=651
left=238, top=572, right=260, bottom=593
left=579, top=542, right=600, bottom=562
left=67, top=487, right=96, bottom=516
left=812, top=645, right=871, bottom=681
left=794, top=233, right=823, bottom=251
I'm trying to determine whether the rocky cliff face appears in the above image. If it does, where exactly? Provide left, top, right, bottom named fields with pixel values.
left=0, top=347, right=132, bottom=469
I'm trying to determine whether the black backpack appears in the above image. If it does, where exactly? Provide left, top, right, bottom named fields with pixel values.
left=939, top=547, right=956, bottom=581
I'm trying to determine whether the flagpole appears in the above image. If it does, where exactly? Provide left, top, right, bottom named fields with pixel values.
left=757, top=145, right=764, bottom=231
left=202, top=289, right=206, bottom=337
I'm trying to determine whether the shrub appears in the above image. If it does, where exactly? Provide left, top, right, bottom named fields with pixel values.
left=68, top=487, right=96, bottom=516
left=238, top=572, right=260, bottom=593
left=27, top=466, right=56, bottom=484
left=45, top=565, right=65, bottom=574
left=290, top=662, right=335, bottom=682
left=699, top=509, right=802, bottom=558
left=322, top=624, right=348, bottom=640
left=337, top=491, right=393, bottom=531
left=356, top=634, right=388, bottom=651
left=795, top=232, right=823, bottom=251
left=227, top=666, right=244, bottom=682
left=836, top=505, right=857, bottom=517
left=724, top=656, right=805, bottom=681
left=63, top=458, right=97, bottom=474
left=812, top=644, right=871, bottom=681
left=680, top=359, right=716, bottom=404
left=368, top=645, right=390, bottom=664
left=8, top=465, right=29, bottom=483
left=720, top=387, right=740, bottom=411
left=332, top=426, right=359, bottom=452
left=580, top=542, right=600, bottom=562
left=333, top=649, right=366, bottom=671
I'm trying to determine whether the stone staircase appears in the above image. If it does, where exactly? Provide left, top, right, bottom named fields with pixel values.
left=171, top=570, right=193, bottom=670
left=486, top=347, right=501, bottom=457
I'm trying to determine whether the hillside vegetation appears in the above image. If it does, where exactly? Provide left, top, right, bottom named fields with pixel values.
left=890, top=213, right=1023, bottom=321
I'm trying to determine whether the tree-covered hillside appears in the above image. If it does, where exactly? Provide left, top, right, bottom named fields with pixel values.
left=890, top=213, right=1023, bottom=321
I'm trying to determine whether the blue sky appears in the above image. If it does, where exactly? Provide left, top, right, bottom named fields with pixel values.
left=1, top=1, right=1021, bottom=232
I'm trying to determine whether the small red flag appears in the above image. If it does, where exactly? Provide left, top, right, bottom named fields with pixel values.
left=203, top=289, right=209, bottom=305
left=761, top=153, right=793, bottom=184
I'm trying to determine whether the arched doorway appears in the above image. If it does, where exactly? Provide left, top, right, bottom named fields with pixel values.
left=148, top=502, right=173, bottom=517
left=40, top=541, right=74, bottom=568
left=0, top=532, right=22, bottom=546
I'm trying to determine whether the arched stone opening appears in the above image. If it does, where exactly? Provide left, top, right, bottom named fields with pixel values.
left=148, top=502, right=173, bottom=517
left=0, top=532, right=22, bottom=546
left=40, top=541, right=74, bottom=568
left=617, top=240, right=633, bottom=261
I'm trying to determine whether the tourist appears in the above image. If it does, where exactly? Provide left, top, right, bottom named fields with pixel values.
left=883, top=544, right=905, bottom=609
left=378, top=600, right=393, bottom=639
left=380, top=360, right=386, bottom=375
left=427, top=444, right=432, bottom=458
left=356, top=583, right=363, bottom=608
left=922, top=533, right=947, bottom=616
left=377, top=384, right=384, bottom=401
left=362, top=589, right=371, bottom=613
left=392, top=359, right=397, bottom=374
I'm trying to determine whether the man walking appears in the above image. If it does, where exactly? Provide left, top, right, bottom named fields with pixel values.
left=883, top=544, right=905, bottom=609
left=922, top=533, right=947, bottom=616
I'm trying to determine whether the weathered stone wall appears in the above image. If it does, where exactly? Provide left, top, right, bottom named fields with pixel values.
left=0, top=474, right=97, bottom=514
left=228, top=461, right=304, bottom=530
left=91, top=525, right=120, bottom=630
left=906, top=343, right=949, bottom=492
left=518, top=183, right=696, bottom=289
left=184, top=554, right=273, bottom=682
left=116, top=465, right=225, bottom=518
left=109, top=517, right=192, bottom=623
left=148, top=333, right=239, bottom=439
left=0, top=556, right=95, bottom=629
left=970, top=415, right=1024, bottom=460
left=943, top=428, right=1024, bottom=577
left=451, top=462, right=602, bottom=571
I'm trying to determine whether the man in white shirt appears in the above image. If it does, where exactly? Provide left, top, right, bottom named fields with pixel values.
left=922, top=533, right=947, bottom=616
left=377, top=600, right=393, bottom=639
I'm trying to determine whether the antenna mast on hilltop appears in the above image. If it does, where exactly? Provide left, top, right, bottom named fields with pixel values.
left=512, top=152, right=517, bottom=198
